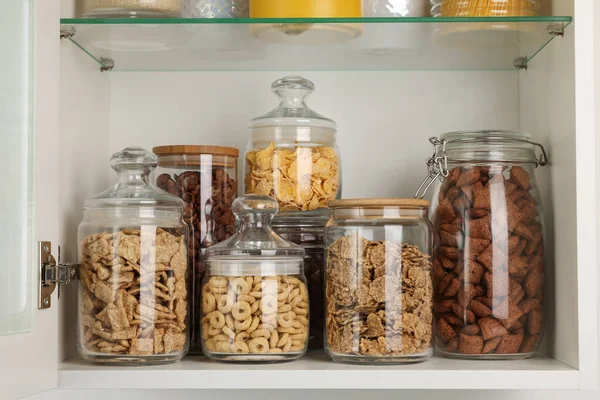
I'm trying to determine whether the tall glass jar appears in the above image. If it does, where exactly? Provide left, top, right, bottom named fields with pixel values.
left=324, top=199, right=434, bottom=364
left=272, top=213, right=328, bottom=349
left=430, top=0, right=539, bottom=17
left=183, top=0, right=249, bottom=18
left=418, top=131, right=547, bottom=359
left=77, top=147, right=189, bottom=364
left=154, top=145, right=238, bottom=355
left=201, top=195, right=309, bottom=362
left=245, top=75, right=341, bottom=217
left=82, top=0, right=183, bottom=18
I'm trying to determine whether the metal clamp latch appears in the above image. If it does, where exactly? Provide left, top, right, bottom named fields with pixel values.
left=39, top=241, right=78, bottom=309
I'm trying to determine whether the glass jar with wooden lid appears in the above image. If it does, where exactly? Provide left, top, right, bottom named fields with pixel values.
left=153, top=144, right=239, bottom=354
left=324, top=198, right=434, bottom=364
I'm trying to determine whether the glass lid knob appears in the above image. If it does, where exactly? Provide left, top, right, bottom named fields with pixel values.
left=232, top=194, right=278, bottom=218
left=110, top=146, right=158, bottom=173
left=272, top=75, right=314, bottom=109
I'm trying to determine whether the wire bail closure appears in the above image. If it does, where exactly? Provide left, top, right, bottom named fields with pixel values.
left=415, top=137, right=448, bottom=199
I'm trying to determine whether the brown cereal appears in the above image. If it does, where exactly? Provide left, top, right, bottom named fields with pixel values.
left=79, top=229, right=188, bottom=357
left=326, top=237, right=432, bottom=357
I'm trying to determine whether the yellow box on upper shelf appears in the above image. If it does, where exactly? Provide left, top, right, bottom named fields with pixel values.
left=59, top=16, right=572, bottom=72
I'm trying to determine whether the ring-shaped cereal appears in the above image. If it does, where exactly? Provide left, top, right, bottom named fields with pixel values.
left=216, top=341, right=231, bottom=352
left=231, top=341, right=249, bottom=354
left=234, top=316, right=252, bottom=331
left=238, top=294, right=256, bottom=304
left=249, top=291, right=263, bottom=299
left=278, top=304, right=291, bottom=313
left=250, top=300, right=260, bottom=314
left=208, top=325, right=223, bottom=336
left=211, top=285, right=228, bottom=295
left=222, top=326, right=235, bottom=338
left=293, top=306, right=308, bottom=316
left=269, top=330, right=279, bottom=348
left=277, top=286, right=289, bottom=302
left=202, top=284, right=212, bottom=295
left=245, top=276, right=254, bottom=287
left=204, top=338, right=216, bottom=351
left=282, top=337, right=292, bottom=352
left=225, top=313, right=235, bottom=330
left=250, top=328, right=271, bottom=339
left=231, top=301, right=252, bottom=321
left=289, top=344, right=304, bottom=352
left=277, top=311, right=295, bottom=328
left=247, top=316, right=260, bottom=334
left=217, top=293, right=235, bottom=314
left=231, top=277, right=251, bottom=295
left=235, top=331, right=249, bottom=342
left=297, top=315, right=309, bottom=326
left=248, top=337, right=269, bottom=354
left=202, top=292, right=217, bottom=314
left=209, top=276, right=228, bottom=288
left=290, top=295, right=303, bottom=308
left=291, top=320, right=303, bottom=330
left=212, top=333, right=231, bottom=342
left=277, top=333, right=290, bottom=347
left=202, top=322, right=210, bottom=341
left=288, top=288, right=300, bottom=300
left=260, top=295, right=278, bottom=315
left=253, top=276, right=262, bottom=285
left=209, top=311, right=226, bottom=329
left=268, top=347, right=283, bottom=353
left=299, top=283, right=309, bottom=301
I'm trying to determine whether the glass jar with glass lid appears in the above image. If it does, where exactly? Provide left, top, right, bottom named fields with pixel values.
left=201, top=195, right=309, bottom=362
left=77, top=147, right=189, bottom=364
left=416, top=130, right=548, bottom=359
left=245, top=75, right=341, bottom=217
left=324, top=199, right=434, bottom=364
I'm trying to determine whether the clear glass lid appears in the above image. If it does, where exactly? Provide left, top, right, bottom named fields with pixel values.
left=250, top=75, right=336, bottom=131
left=206, top=195, right=304, bottom=275
left=83, top=147, right=184, bottom=211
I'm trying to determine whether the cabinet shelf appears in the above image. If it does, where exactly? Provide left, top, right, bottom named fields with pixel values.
left=58, top=352, right=579, bottom=390
left=60, top=16, right=572, bottom=72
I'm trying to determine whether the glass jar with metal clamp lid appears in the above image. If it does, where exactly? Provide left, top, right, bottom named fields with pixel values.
left=416, top=130, right=548, bottom=360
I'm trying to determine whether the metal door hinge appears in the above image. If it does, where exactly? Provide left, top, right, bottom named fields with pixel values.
left=39, top=241, right=78, bottom=309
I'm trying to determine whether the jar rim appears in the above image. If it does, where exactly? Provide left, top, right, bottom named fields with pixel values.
left=327, top=198, right=430, bottom=209
left=152, top=145, right=240, bottom=157
left=441, top=130, right=532, bottom=142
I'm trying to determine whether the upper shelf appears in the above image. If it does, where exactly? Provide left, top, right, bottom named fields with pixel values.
left=60, top=16, right=572, bottom=72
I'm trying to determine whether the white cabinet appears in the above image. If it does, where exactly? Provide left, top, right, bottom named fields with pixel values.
left=0, top=0, right=598, bottom=398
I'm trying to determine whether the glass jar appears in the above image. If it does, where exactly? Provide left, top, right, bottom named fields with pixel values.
left=183, top=0, right=249, bottom=18
left=272, top=213, right=328, bottom=349
left=82, top=0, right=183, bottom=18
left=418, top=131, right=547, bottom=360
left=153, top=145, right=238, bottom=355
left=77, top=147, right=189, bottom=364
left=201, top=195, right=309, bottom=362
left=245, top=76, right=341, bottom=217
left=430, top=0, right=539, bottom=17
left=363, top=0, right=429, bottom=17
left=324, top=199, right=434, bottom=364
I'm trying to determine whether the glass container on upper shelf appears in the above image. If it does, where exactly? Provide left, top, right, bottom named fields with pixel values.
left=154, top=145, right=239, bottom=355
left=419, top=130, right=547, bottom=359
left=82, top=0, right=183, bottom=18
left=250, top=0, right=363, bottom=44
left=201, top=195, right=309, bottom=362
left=324, top=199, right=434, bottom=364
left=430, top=0, right=539, bottom=17
left=245, top=75, right=341, bottom=217
left=363, top=0, right=429, bottom=17
left=77, top=147, right=189, bottom=364
left=183, top=0, right=249, bottom=18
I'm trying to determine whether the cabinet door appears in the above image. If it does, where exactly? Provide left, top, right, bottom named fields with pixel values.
left=0, top=0, right=60, bottom=398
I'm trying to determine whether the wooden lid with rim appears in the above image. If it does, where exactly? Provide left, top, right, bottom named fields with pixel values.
left=153, top=145, right=239, bottom=157
left=327, top=198, right=430, bottom=209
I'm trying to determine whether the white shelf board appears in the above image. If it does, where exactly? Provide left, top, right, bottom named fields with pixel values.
left=58, top=352, right=579, bottom=390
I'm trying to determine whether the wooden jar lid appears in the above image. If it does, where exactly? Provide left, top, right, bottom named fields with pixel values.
left=153, top=145, right=240, bottom=157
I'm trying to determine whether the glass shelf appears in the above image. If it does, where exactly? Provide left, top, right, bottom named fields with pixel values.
left=60, top=17, right=572, bottom=72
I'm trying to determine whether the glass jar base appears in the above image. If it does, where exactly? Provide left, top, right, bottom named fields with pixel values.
left=326, top=348, right=433, bottom=365
left=437, top=349, right=536, bottom=361
left=205, top=351, right=305, bottom=363
left=80, top=352, right=185, bottom=365
left=82, top=9, right=180, bottom=18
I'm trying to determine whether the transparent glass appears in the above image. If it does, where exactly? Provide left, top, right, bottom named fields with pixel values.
left=77, top=147, right=189, bottom=364
left=363, top=0, right=429, bottom=17
left=272, top=214, right=328, bottom=349
left=201, top=195, right=309, bottom=362
left=82, top=0, right=183, bottom=18
left=324, top=200, right=434, bottom=364
left=0, top=0, right=32, bottom=336
left=431, top=0, right=539, bottom=17
left=59, top=17, right=571, bottom=71
left=245, top=76, right=341, bottom=217
left=429, top=131, right=546, bottom=360
left=183, top=0, right=248, bottom=18
left=154, top=145, right=238, bottom=354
